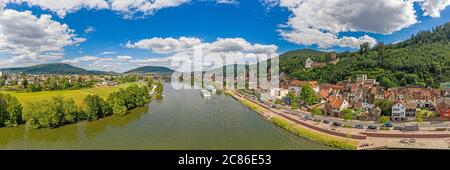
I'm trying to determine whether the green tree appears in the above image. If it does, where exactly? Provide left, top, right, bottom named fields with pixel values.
left=0, top=93, right=23, bottom=127
left=310, top=107, right=323, bottom=117
left=378, top=116, right=391, bottom=125
left=291, top=96, right=299, bottom=109
left=286, top=91, right=296, bottom=103
left=21, top=79, right=28, bottom=89
left=300, top=84, right=318, bottom=106
left=62, top=98, right=78, bottom=123
left=342, top=108, right=354, bottom=121
left=154, top=80, right=164, bottom=99
left=82, top=95, right=111, bottom=121
left=375, top=99, right=393, bottom=116
left=147, top=76, right=154, bottom=89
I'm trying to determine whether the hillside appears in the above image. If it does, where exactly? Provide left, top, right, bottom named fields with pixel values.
left=280, top=22, right=450, bottom=88
left=0, top=63, right=108, bottom=75
left=124, top=66, right=174, bottom=74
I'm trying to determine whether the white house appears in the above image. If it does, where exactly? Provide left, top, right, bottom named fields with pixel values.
left=305, top=58, right=314, bottom=69
left=392, top=102, right=406, bottom=121
left=362, top=98, right=374, bottom=112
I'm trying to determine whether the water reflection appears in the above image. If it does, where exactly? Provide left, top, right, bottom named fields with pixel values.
left=0, top=83, right=331, bottom=150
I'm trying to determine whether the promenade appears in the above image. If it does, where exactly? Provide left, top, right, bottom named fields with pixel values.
left=227, top=90, right=450, bottom=150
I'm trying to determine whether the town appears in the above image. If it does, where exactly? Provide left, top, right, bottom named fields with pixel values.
left=238, top=50, right=444, bottom=125
left=0, top=71, right=166, bottom=92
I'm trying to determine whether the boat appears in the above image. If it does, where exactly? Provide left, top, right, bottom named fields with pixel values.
left=201, top=89, right=211, bottom=97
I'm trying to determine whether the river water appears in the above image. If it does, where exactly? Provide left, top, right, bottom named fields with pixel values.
left=0, top=83, right=330, bottom=150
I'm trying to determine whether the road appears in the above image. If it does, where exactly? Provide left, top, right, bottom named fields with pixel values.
left=244, top=93, right=450, bottom=129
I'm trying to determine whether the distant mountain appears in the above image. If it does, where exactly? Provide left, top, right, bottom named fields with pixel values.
left=124, top=66, right=174, bottom=74
left=281, top=49, right=327, bottom=58
left=0, top=63, right=110, bottom=75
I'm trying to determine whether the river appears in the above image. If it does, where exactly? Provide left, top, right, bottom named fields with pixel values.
left=0, top=83, right=331, bottom=150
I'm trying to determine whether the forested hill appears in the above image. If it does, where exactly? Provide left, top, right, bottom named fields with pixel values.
left=280, top=22, right=450, bottom=88
left=0, top=63, right=104, bottom=75
left=124, top=66, right=174, bottom=74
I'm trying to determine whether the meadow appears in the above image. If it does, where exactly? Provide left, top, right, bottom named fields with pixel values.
left=0, top=83, right=139, bottom=110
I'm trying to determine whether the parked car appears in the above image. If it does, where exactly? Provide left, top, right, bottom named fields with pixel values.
left=332, top=122, right=342, bottom=127
left=404, top=124, right=419, bottom=131
left=322, top=120, right=330, bottom=124
left=384, top=122, right=393, bottom=127
left=305, top=116, right=314, bottom=121
left=393, top=126, right=404, bottom=131
left=367, top=125, right=377, bottom=130
left=271, top=105, right=277, bottom=108
left=354, top=124, right=364, bottom=129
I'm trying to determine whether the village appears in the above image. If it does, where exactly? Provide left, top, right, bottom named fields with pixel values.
left=0, top=71, right=166, bottom=92
left=245, top=53, right=450, bottom=125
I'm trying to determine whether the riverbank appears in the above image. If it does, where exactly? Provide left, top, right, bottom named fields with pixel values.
left=1, top=83, right=141, bottom=108
left=225, top=90, right=359, bottom=150
left=227, top=90, right=450, bottom=150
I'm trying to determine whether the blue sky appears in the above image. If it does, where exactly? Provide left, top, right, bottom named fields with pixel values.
left=0, top=0, right=449, bottom=72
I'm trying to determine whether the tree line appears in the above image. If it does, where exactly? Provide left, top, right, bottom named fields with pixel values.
left=0, top=79, right=164, bottom=129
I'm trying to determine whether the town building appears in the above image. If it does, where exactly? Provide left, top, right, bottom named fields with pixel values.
left=323, top=96, right=349, bottom=117
left=287, top=80, right=319, bottom=95
left=436, top=97, right=450, bottom=119
left=357, top=107, right=381, bottom=121
left=392, top=101, right=406, bottom=121
left=305, top=58, right=313, bottom=69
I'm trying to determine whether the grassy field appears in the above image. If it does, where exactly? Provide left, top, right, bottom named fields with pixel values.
left=0, top=83, right=139, bottom=109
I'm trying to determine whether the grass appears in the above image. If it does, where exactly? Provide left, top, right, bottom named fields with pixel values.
left=270, top=116, right=358, bottom=150
left=0, top=83, right=139, bottom=109
left=239, top=98, right=267, bottom=113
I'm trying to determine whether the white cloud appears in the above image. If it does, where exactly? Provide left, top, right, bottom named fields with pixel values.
left=100, top=51, right=116, bottom=55
left=216, top=0, right=239, bottom=4
left=2, top=0, right=191, bottom=19
left=84, top=26, right=96, bottom=34
left=7, top=0, right=110, bottom=18
left=265, top=0, right=449, bottom=49
left=116, top=55, right=133, bottom=61
left=126, top=37, right=278, bottom=72
left=0, top=8, right=84, bottom=67
left=3, top=0, right=240, bottom=19
left=109, top=0, right=190, bottom=19
left=273, top=0, right=422, bottom=48
left=416, top=0, right=450, bottom=17
left=125, top=37, right=202, bottom=54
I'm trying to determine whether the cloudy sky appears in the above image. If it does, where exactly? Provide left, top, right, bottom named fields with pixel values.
left=0, top=0, right=449, bottom=72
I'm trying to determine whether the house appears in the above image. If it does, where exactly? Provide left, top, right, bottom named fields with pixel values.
left=287, top=80, right=320, bottom=95
left=269, top=88, right=289, bottom=100
left=405, top=102, right=417, bottom=121
left=100, top=80, right=118, bottom=86
left=323, top=96, right=349, bottom=118
left=436, top=97, right=450, bottom=119
left=357, top=107, right=381, bottom=121
left=305, top=57, right=314, bottom=68
left=330, top=52, right=337, bottom=61
left=392, top=101, right=406, bottom=121
left=385, top=86, right=438, bottom=110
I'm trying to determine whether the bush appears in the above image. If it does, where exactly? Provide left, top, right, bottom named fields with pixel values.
left=23, top=96, right=80, bottom=129
left=106, top=85, right=150, bottom=116
left=379, top=127, right=390, bottom=131
left=0, top=93, right=23, bottom=127
left=83, top=95, right=111, bottom=121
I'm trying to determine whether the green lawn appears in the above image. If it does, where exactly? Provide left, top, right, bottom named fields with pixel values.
left=0, top=83, right=139, bottom=109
